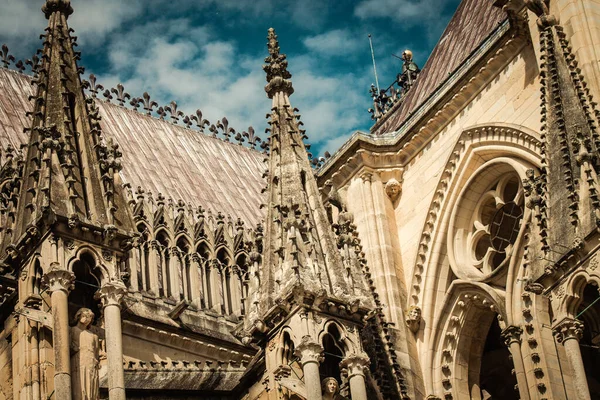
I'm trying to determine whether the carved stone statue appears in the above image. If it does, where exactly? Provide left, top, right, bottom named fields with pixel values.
left=385, top=178, right=402, bottom=201
left=70, top=308, right=99, bottom=400
left=321, top=377, right=348, bottom=400
left=406, top=305, right=422, bottom=333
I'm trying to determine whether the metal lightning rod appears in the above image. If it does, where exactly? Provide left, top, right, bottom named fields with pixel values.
left=368, top=34, right=380, bottom=93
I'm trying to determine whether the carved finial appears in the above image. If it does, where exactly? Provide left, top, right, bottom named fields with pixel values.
left=193, top=109, right=210, bottom=133
left=243, top=127, right=261, bottom=150
left=111, top=83, right=131, bottom=107
left=1, top=45, right=15, bottom=69
left=165, top=101, right=184, bottom=124
left=263, top=28, right=293, bottom=98
left=141, top=92, right=158, bottom=116
left=42, top=0, right=73, bottom=19
left=83, top=74, right=103, bottom=98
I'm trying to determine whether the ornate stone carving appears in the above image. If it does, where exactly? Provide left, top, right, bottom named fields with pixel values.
left=501, top=325, right=523, bottom=346
left=94, top=281, right=127, bottom=309
left=406, top=305, right=421, bottom=333
left=321, top=377, right=347, bottom=400
left=41, top=267, right=75, bottom=293
left=553, top=318, right=584, bottom=343
left=339, top=352, right=370, bottom=378
left=385, top=178, right=402, bottom=201
left=70, top=308, right=99, bottom=400
left=294, top=335, right=324, bottom=366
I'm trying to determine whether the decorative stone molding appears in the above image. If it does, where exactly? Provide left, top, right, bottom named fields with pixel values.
left=501, top=325, right=523, bottom=346
left=294, top=335, right=324, bottom=367
left=41, top=266, right=75, bottom=293
left=95, top=281, right=127, bottom=309
left=339, top=352, right=370, bottom=378
left=552, top=317, right=584, bottom=343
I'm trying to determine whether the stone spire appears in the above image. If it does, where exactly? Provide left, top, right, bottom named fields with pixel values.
left=243, top=28, right=373, bottom=338
left=1, top=0, right=133, bottom=261
left=525, top=0, right=600, bottom=267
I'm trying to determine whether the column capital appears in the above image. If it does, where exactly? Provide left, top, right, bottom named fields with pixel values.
left=553, top=317, right=584, bottom=343
left=41, top=265, right=75, bottom=293
left=294, top=335, right=324, bottom=366
left=95, top=281, right=127, bottom=309
left=501, top=325, right=523, bottom=346
left=340, top=352, right=370, bottom=378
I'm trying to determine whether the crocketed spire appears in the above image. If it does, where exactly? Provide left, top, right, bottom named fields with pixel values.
left=1, top=0, right=133, bottom=261
left=243, top=28, right=373, bottom=337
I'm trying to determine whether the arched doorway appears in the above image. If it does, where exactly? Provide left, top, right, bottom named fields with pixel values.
left=478, top=317, right=519, bottom=399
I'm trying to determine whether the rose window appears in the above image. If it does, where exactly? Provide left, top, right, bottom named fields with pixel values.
left=450, top=167, right=526, bottom=282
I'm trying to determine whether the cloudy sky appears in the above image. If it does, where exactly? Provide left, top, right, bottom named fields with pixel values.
left=0, top=0, right=461, bottom=155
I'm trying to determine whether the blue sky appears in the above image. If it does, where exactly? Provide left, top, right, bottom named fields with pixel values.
left=0, top=0, right=461, bottom=155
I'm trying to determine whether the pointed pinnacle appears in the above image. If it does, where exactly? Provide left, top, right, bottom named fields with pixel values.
left=263, top=28, right=293, bottom=98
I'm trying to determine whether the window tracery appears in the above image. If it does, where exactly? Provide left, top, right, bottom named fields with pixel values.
left=450, top=165, right=526, bottom=283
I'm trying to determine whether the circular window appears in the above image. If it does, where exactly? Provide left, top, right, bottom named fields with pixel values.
left=449, top=165, right=526, bottom=282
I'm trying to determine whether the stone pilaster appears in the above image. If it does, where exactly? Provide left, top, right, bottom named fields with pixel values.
left=41, top=266, right=75, bottom=400
left=96, top=282, right=127, bottom=400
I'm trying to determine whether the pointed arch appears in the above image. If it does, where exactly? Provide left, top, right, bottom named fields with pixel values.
left=427, top=280, right=508, bottom=398
left=410, top=125, right=542, bottom=394
left=412, top=125, right=542, bottom=324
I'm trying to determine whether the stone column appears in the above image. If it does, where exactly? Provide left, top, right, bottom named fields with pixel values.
left=501, top=325, right=530, bottom=400
left=294, top=336, right=324, bottom=400
left=553, top=318, right=591, bottom=400
left=340, top=352, right=370, bottom=400
left=41, top=266, right=75, bottom=400
left=95, top=281, right=127, bottom=400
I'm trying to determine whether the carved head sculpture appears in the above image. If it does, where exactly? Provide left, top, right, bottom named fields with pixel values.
left=385, top=178, right=402, bottom=201
left=406, top=305, right=422, bottom=333
left=402, top=50, right=413, bottom=62
left=322, top=377, right=340, bottom=395
left=73, top=308, right=94, bottom=329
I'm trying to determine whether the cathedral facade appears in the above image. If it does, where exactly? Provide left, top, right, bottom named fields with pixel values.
left=0, top=0, right=599, bottom=399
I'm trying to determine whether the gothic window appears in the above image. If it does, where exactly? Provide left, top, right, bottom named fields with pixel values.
left=69, top=253, right=101, bottom=322
left=137, top=224, right=150, bottom=293
left=320, top=323, right=347, bottom=384
left=176, top=237, right=191, bottom=302
left=196, top=244, right=210, bottom=309
left=449, top=165, right=525, bottom=283
left=156, top=231, right=170, bottom=298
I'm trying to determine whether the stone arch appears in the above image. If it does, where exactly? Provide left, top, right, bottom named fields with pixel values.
left=67, top=246, right=108, bottom=283
left=561, top=267, right=600, bottom=317
left=276, top=327, right=298, bottom=366
left=67, top=247, right=106, bottom=323
left=428, top=280, right=509, bottom=399
left=414, top=126, right=541, bottom=345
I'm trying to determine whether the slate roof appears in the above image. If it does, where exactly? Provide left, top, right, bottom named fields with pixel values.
left=372, top=0, right=507, bottom=135
left=0, top=67, right=266, bottom=226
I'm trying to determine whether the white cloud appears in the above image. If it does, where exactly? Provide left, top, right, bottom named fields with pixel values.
left=303, top=29, right=363, bottom=57
left=0, top=0, right=143, bottom=59
left=354, top=0, right=452, bottom=40
left=69, top=0, right=144, bottom=46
